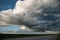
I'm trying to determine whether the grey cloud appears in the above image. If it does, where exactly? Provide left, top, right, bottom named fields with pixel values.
left=0, top=0, right=60, bottom=31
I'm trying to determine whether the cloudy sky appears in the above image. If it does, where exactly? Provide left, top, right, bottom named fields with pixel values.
left=0, top=0, right=60, bottom=32
left=0, top=0, right=19, bottom=32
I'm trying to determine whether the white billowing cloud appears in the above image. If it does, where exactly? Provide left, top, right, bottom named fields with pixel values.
left=0, top=9, right=13, bottom=25
left=0, top=9, right=13, bottom=14
left=0, top=0, right=60, bottom=31
left=13, top=0, right=60, bottom=31
left=13, top=0, right=59, bottom=15
left=19, top=25, right=33, bottom=31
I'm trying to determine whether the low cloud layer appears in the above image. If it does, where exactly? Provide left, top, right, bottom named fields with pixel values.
left=0, top=0, right=60, bottom=31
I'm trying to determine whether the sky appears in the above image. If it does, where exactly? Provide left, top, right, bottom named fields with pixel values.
left=0, top=0, right=17, bottom=11
left=0, top=0, right=60, bottom=32
left=0, top=0, right=19, bottom=32
left=0, top=25, right=20, bottom=32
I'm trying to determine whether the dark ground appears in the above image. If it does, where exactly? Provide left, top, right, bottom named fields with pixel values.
left=0, top=34, right=60, bottom=40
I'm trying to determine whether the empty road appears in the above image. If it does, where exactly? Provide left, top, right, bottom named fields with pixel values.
left=3, top=35, right=58, bottom=40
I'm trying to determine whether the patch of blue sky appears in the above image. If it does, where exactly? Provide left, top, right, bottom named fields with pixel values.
left=0, top=0, right=17, bottom=11
left=0, top=25, right=20, bottom=32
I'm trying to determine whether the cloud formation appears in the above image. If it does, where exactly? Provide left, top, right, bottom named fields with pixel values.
left=0, top=0, right=60, bottom=31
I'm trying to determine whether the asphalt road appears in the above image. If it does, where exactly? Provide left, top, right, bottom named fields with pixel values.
left=3, top=35, right=58, bottom=40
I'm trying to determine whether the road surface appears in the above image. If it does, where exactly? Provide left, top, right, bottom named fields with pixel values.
left=3, top=35, right=58, bottom=40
